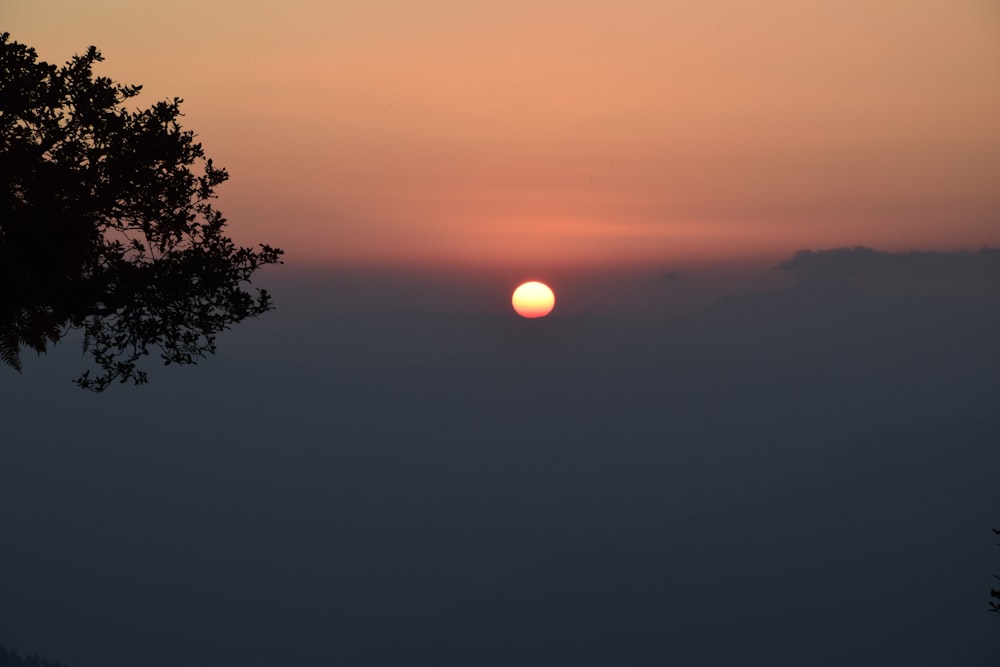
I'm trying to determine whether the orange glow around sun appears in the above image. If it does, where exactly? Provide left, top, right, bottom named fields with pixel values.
left=12, top=1, right=997, bottom=270
left=512, top=281, right=555, bottom=318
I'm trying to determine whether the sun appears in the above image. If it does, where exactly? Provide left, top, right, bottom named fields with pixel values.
left=512, top=281, right=555, bottom=318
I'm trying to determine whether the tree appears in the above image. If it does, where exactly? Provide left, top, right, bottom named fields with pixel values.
left=991, top=529, right=1000, bottom=615
left=1, top=33, right=282, bottom=390
left=0, top=645, right=69, bottom=667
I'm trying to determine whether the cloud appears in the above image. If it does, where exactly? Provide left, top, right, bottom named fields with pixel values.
left=773, top=246, right=1000, bottom=277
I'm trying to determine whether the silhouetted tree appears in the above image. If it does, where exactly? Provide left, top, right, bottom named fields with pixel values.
left=0, top=645, right=69, bottom=667
left=991, top=529, right=1000, bottom=615
left=1, top=33, right=282, bottom=390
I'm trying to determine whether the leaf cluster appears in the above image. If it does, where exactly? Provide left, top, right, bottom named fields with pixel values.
left=1, top=33, right=283, bottom=390
left=0, top=645, right=69, bottom=667
left=992, top=529, right=1000, bottom=615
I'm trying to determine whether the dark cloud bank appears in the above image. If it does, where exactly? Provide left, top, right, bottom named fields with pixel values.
left=775, top=245, right=1000, bottom=277
left=2, top=251, right=999, bottom=666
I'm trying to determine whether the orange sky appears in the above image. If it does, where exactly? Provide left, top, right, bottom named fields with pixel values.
left=8, top=0, right=1000, bottom=271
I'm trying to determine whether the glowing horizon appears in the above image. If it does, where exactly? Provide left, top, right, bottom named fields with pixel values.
left=7, top=0, right=1000, bottom=272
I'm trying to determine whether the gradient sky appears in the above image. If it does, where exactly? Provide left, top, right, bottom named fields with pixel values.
left=8, top=0, right=1000, bottom=271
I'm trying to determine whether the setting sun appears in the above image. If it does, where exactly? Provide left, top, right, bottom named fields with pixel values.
left=511, top=281, right=555, bottom=318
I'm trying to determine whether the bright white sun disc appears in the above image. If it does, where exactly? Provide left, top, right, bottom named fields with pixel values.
left=512, top=281, right=555, bottom=318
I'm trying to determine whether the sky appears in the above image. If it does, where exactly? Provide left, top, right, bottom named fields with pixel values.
left=7, top=0, right=1000, bottom=275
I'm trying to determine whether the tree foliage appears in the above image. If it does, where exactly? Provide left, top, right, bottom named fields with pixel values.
left=0, top=33, right=282, bottom=390
left=991, top=529, right=1000, bottom=615
left=0, top=645, right=69, bottom=667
